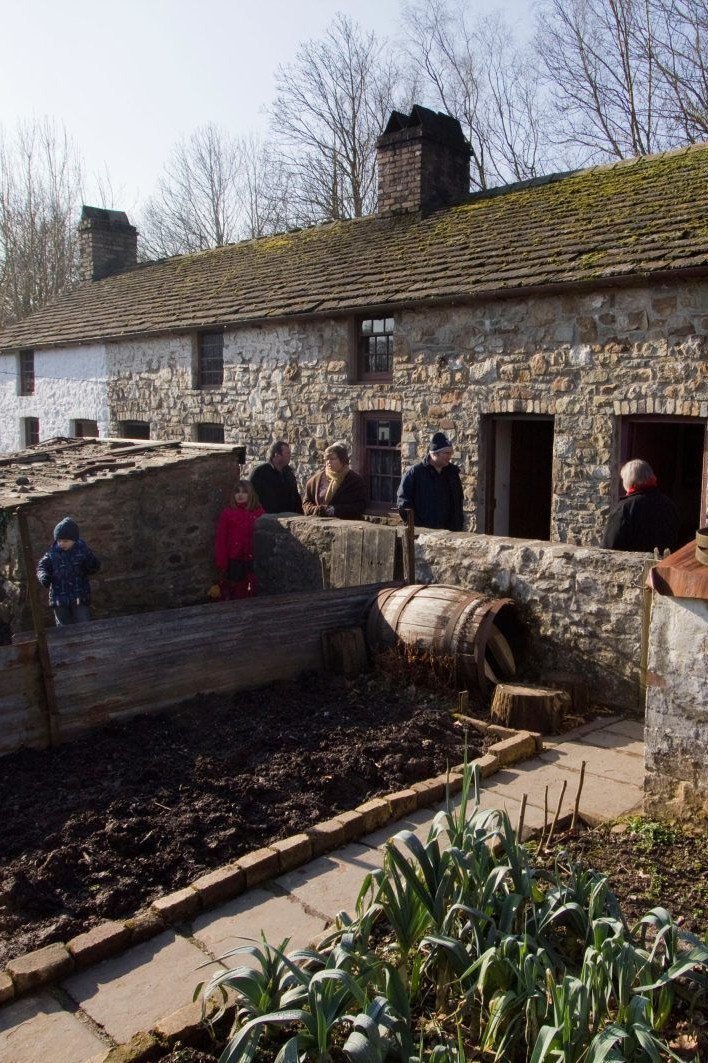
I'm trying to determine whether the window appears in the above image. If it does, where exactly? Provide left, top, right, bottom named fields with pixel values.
left=120, top=420, right=150, bottom=440
left=197, top=331, right=224, bottom=388
left=72, top=419, right=99, bottom=438
left=358, top=316, right=394, bottom=380
left=196, top=423, right=225, bottom=443
left=363, top=413, right=402, bottom=509
left=22, top=417, right=40, bottom=447
left=19, top=350, right=35, bottom=395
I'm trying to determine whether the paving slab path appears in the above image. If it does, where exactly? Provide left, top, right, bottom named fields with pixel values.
left=0, top=716, right=645, bottom=1063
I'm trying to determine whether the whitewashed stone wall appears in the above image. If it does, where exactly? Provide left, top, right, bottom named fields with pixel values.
left=645, top=594, right=708, bottom=819
left=0, top=345, right=110, bottom=452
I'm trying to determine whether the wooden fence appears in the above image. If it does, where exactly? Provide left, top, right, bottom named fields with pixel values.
left=0, top=584, right=384, bottom=755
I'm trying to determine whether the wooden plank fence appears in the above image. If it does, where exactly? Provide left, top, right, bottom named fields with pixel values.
left=0, top=583, right=386, bottom=755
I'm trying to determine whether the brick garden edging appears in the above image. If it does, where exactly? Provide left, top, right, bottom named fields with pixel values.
left=1, top=726, right=542, bottom=1011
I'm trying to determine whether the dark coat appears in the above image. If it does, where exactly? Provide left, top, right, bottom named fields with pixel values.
left=37, top=539, right=101, bottom=606
left=396, top=458, right=464, bottom=531
left=303, top=468, right=368, bottom=520
left=602, top=488, right=679, bottom=553
left=250, top=462, right=303, bottom=514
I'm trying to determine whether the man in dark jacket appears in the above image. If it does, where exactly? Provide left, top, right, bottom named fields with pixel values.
left=396, top=431, right=464, bottom=531
left=250, top=441, right=303, bottom=514
left=602, top=460, right=679, bottom=554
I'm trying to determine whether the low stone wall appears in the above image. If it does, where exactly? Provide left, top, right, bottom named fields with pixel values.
left=645, top=594, right=708, bottom=818
left=256, top=517, right=649, bottom=711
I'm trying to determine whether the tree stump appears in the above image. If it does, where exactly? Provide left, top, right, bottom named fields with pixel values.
left=490, top=683, right=567, bottom=733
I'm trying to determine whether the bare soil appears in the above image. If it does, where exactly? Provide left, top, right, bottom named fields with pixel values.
left=0, top=671, right=482, bottom=965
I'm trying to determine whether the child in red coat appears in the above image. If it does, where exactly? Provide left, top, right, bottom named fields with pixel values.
left=214, top=480, right=265, bottom=599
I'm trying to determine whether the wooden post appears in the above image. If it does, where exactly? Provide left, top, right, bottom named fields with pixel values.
left=16, top=508, right=59, bottom=745
left=405, top=509, right=415, bottom=585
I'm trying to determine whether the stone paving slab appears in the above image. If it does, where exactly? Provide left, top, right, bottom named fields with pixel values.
left=539, top=743, right=644, bottom=786
left=276, top=843, right=383, bottom=920
left=193, top=888, right=327, bottom=966
left=0, top=990, right=106, bottom=1063
left=602, top=719, right=645, bottom=740
left=490, top=758, right=643, bottom=820
left=62, top=930, right=214, bottom=1045
left=575, top=729, right=645, bottom=757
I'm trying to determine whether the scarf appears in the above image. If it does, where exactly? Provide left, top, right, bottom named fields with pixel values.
left=626, top=477, right=658, bottom=495
left=324, top=465, right=349, bottom=505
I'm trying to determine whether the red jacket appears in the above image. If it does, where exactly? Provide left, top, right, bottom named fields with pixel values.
left=214, top=506, right=264, bottom=570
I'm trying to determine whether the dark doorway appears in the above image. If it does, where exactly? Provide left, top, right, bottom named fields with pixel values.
left=620, top=417, right=707, bottom=546
left=484, top=416, right=554, bottom=539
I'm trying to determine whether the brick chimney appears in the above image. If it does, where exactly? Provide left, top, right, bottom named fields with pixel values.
left=79, top=206, right=138, bottom=282
left=376, top=106, right=471, bottom=215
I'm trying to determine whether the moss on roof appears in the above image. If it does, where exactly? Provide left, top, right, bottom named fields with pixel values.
left=2, top=143, right=708, bottom=352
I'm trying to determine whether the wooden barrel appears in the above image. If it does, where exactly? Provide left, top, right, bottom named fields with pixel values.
left=365, top=583, right=522, bottom=696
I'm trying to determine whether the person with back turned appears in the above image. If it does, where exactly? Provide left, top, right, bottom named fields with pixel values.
left=602, top=459, right=679, bottom=553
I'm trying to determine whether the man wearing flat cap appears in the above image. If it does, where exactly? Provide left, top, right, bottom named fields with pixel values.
left=396, top=431, right=464, bottom=531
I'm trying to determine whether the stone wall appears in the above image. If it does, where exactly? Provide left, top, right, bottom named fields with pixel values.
left=645, top=594, right=708, bottom=819
left=1, top=451, right=241, bottom=635
left=102, top=276, right=707, bottom=546
left=2, top=275, right=705, bottom=547
left=255, top=517, right=649, bottom=711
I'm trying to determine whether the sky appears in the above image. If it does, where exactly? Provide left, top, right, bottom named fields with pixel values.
left=1, top=0, right=534, bottom=215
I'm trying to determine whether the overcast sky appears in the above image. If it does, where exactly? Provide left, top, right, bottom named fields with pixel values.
left=2, top=0, right=533, bottom=214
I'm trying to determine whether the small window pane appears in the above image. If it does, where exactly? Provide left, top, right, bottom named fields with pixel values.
left=20, top=350, right=35, bottom=396
left=361, top=319, right=373, bottom=335
left=198, top=332, right=224, bottom=388
left=372, top=319, right=384, bottom=334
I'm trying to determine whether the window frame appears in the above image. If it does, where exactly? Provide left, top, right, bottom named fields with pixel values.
left=195, top=422, right=225, bottom=444
left=22, top=416, right=40, bottom=447
left=361, top=411, right=402, bottom=512
left=72, top=419, right=99, bottom=438
left=19, top=350, right=35, bottom=396
left=119, top=420, right=151, bottom=440
left=357, top=315, right=394, bottom=382
left=196, top=330, right=224, bottom=389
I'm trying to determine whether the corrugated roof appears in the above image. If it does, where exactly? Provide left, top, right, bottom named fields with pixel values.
left=2, top=143, right=707, bottom=352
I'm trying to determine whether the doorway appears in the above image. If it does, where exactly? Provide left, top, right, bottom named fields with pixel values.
left=484, top=416, right=554, bottom=539
left=620, top=417, right=707, bottom=546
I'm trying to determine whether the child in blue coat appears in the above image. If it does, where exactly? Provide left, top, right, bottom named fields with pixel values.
left=37, top=517, right=101, bottom=626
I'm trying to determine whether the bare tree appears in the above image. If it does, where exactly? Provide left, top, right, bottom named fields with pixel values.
left=236, top=135, right=293, bottom=239
left=140, top=124, right=244, bottom=257
left=535, top=0, right=670, bottom=160
left=0, top=119, right=83, bottom=327
left=647, top=0, right=708, bottom=141
left=401, top=0, right=552, bottom=189
left=270, top=13, right=403, bottom=222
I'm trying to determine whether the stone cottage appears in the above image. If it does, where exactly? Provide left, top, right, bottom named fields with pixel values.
left=1, top=106, right=706, bottom=547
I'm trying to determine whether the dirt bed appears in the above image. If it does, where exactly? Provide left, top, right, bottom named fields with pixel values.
left=0, top=672, right=481, bottom=964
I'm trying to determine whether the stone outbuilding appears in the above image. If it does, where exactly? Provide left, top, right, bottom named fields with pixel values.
left=0, top=437, right=242, bottom=638
left=0, top=106, right=706, bottom=547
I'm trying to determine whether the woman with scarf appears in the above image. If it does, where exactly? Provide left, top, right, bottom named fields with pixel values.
left=602, top=459, right=679, bottom=553
left=303, top=442, right=367, bottom=520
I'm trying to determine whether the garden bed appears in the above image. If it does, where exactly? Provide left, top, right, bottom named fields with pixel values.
left=0, top=671, right=484, bottom=964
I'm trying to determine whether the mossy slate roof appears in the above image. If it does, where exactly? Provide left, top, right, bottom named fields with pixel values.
left=2, top=143, right=708, bottom=352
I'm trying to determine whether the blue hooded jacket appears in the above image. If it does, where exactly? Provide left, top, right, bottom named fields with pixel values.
left=37, top=538, right=101, bottom=606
